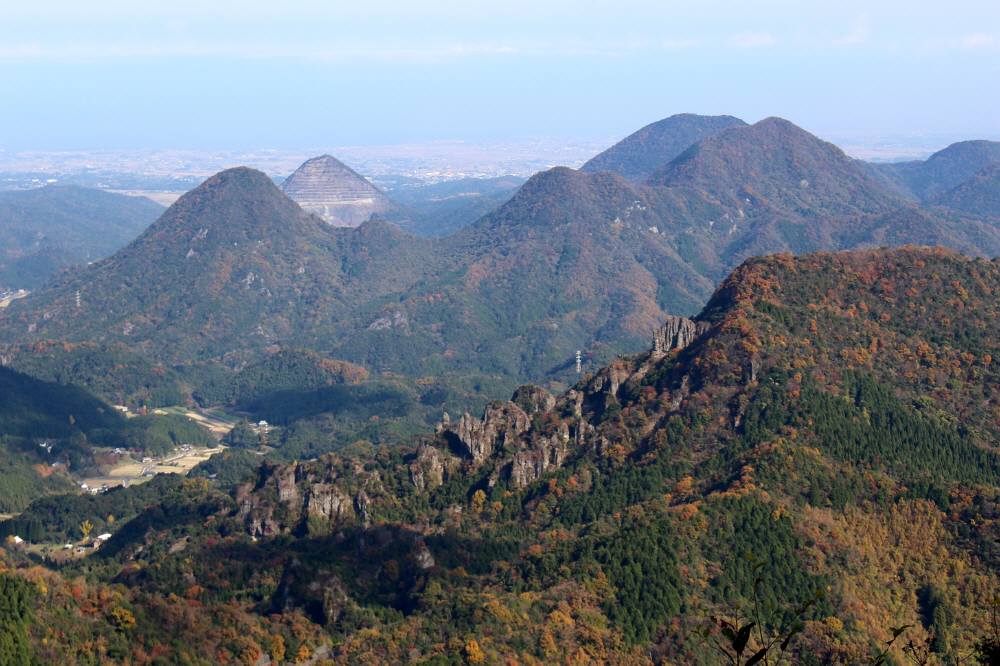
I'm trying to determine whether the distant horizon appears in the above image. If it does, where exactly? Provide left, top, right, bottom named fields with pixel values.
left=2, top=1, right=999, bottom=152
left=1, top=118, right=998, bottom=188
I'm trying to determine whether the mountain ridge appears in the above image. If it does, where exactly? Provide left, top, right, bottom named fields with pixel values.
left=875, top=139, right=1000, bottom=201
left=6, top=247, right=998, bottom=662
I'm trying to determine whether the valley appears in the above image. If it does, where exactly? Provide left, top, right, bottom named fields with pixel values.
left=79, top=443, right=226, bottom=493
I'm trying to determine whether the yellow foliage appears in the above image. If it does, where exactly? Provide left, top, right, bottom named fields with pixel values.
left=269, top=634, right=286, bottom=663
left=464, top=638, right=486, bottom=664
left=471, top=489, right=487, bottom=513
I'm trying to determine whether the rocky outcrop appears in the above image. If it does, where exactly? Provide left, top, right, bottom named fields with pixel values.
left=281, top=155, right=393, bottom=227
left=235, top=456, right=381, bottom=537
left=510, top=420, right=573, bottom=487
left=444, top=401, right=532, bottom=464
left=651, top=316, right=709, bottom=356
left=435, top=384, right=601, bottom=489
left=304, top=484, right=355, bottom=525
left=409, top=444, right=452, bottom=491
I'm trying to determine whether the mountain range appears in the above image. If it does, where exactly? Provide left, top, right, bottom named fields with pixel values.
left=3, top=247, right=998, bottom=662
left=3, top=116, right=1000, bottom=414
left=3, top=110, right=1000, bottom=663
left=0, top=185, right=163, bottom=290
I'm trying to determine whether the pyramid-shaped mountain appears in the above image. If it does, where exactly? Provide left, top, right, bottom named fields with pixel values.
left=581, top=113, right=746, bottom=181
left=4, top=118, right=1000, bottom=399
left=281, top=155, right=393, bottom=227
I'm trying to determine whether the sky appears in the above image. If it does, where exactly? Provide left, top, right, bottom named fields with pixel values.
left=1, top=1, right=999, bottom=151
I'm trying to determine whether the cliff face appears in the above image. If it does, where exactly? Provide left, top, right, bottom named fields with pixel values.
left=281, top=155, right=393, bottom=227
left=651, top=315, right=710, bottom=357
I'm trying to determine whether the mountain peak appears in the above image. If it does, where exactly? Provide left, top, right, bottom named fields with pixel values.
left=143, top=166, right=312, bottom=243
left=581, top=113, right=746, bottom=181
left=927, top=140, right=1000, bottom=164
left=933, top=162, right=1000, bottom=215
left=281, top=155, right=392, bottom=227
left=649, top=116, right=899, bottom=218
left=753, top=115, right=801, bottom=130
left=472, top=166, right=641, bottom=232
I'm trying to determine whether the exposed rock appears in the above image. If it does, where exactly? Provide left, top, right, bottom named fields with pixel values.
left=588, top=361, right=634, bottom=403
left=669, top=374, right=691, bottom=411
left=445, top=401, right=531, bottom=464
left=509, top=421, right=572, bottom=488
left=412, top=539, right=436, bottom=570
left=355, top=489, right=371, bottom=528
left=409, top=444, right=449, bottom=491
left=651, top=315, right=710, bottom=356
left=304, top=484, right=355, bottom=527
left=275, top=462, right=300, bottom=504
left=272, top=562, right=350, bottom=626
left=281, top=155, right=393, bottom=227
left=236, top=456, right=382, bottom=536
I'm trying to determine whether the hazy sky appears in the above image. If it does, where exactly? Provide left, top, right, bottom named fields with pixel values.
left=2, top=1, right=999, bottom=150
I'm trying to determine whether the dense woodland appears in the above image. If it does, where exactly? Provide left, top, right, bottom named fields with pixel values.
left=0, top=247, right=998, bottom=663
left=0, top=186, right=163, bottom=290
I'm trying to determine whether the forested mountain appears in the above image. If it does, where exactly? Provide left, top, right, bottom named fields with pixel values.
left=874, top=139, right=1000, bottom=201
left=0, top=185, right=163, bottom=289
left=0, top=168, right=435, bottom=365
left=581, top=113, right=747, bottom=181
left=4, top=247, right=998, bottom=662
left=3, top=118, right=1000, bottom=416
left=649, top=116, right=901, bottom=216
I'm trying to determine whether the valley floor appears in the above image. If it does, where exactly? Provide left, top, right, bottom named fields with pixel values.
left=79, top=444, right=225, bottom=491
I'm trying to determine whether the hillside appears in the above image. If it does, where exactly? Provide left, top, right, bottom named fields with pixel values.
left=281, top=155, right=394, bottom=227
left=0, top=366, right=211, bottom=511
left=0, top=366, right=117, bottom=511
left=4, top=247, right=999, bottom=662
left=0, top=185, right=163, bottom=289
left=581, top=113, right=746, bottom=181
left=933, top=163, right=1000, bottom=217
left=875, top=139, right=1000, bottom=201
